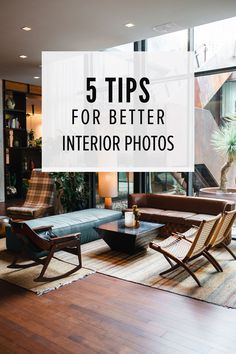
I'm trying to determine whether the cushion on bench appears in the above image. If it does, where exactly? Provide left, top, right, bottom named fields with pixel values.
left=6, top=208, right=122, bottom=252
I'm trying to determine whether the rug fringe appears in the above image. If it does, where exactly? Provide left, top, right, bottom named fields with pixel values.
left=36, top=270, right=95, bottom=296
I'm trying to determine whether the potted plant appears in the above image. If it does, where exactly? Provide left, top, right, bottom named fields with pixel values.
left=199, top=115, right=236, bottom=201
left=212, top=115, right=236, bottom=191
left=132, top=204, right=141, bottom=228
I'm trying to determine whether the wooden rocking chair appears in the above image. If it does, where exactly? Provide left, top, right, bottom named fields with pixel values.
left=149, top=215, right=221, bottom=287
left=8, top=221, right=82, bottom=282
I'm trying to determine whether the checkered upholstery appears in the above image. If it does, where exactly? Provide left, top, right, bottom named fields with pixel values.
left=7, top=169, right=54, bottom=220
left=24, top=170, right=54, bottom=208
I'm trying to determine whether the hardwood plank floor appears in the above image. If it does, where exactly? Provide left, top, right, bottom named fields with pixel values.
left=0, top=273, right=236, bottom=354
left=1, top=200, right=236, bottom=353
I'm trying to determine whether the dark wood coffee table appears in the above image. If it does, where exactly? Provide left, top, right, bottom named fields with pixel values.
left=95, top=219, right=164, bottom=254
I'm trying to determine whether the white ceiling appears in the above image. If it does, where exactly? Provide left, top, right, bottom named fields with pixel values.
left=0, top=0, right=236, bottom=85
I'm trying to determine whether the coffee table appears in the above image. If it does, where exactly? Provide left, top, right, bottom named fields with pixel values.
left=95, top=219, right=164, bottom=254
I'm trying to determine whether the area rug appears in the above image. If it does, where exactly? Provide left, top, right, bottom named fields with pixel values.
left=81, top=238, right=236, bottom=309
left=0, top=239, right=94, bottom=295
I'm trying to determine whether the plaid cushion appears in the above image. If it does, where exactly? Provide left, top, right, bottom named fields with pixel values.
left=7, top=206, right=38, bottom=217
left=7, top=206, right=54, bottom=219
left=24, top=170, right=54, bottom=208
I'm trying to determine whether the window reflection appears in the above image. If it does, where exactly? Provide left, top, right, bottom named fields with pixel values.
left=194, top=16, right=236, bottom=71
left=147, top=29, right=187, bottom=52
left=194, top=71, right=236, bottom=193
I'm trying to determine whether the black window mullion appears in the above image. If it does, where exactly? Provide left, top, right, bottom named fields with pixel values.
left=186, top=27, right=194, bottom=196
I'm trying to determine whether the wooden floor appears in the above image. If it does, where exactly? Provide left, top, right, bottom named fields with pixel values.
left=0, top=273, right=236, bottom=354
left=1, top=200, right=236, bottom=353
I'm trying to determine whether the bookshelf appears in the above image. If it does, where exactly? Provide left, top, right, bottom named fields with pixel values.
left=3, top=80, right=42, bottom=199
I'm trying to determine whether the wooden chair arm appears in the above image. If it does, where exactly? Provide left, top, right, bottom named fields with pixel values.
left=33, top=225, right=54, bottom=232
left=50, top=233, right=80, bottom=243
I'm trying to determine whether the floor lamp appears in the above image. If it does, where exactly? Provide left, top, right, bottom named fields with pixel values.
left=98, top=172, right=118, bottom=209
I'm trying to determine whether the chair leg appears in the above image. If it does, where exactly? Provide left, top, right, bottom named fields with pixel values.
left=159, top=254, right=201, bottom=287
left=179, top=261, right=201, bottom=287
left=35, top=264, right=82, bottom=282
left=222, top=243, right=236, bottom=260
left=8, top=254, right=44, bottom=269
left=203, top=251, right=223, bottom=272
left=77, top=243, right=82, bottom=268
left=34, top=244, right=82, bottom=282
left=7, top=254, right=20, bottom=268
left=160, top=263, right=180, bottom=276
left=34, top=248, right=55, bottom=282
left=163, top=254, right=175, bottom=268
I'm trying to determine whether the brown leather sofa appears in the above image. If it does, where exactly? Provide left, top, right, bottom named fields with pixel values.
left=126, top=193, right=235, bottom=241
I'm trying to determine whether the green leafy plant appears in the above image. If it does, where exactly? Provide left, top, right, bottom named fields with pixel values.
left=51, top=172, right=89, bottom=213
left=212, top=115, right=236, bottom=191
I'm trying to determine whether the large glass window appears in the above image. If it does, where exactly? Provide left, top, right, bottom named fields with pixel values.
left=149, top=172, right=186, bottom=195
left=144, top=18, right=236, bottom=196
left=105, top=42, right=133, bottom=52
left=96, top=43, right=135, bottom=199
left=194, top=71, right=236, bottom=193
left=147, top=29, right=188, bottom=52
left=147, top=29, right=188, bottom=195
left=99, top=19, right=236, bottom=199
left=194, top=16, right=236, bottom=71
left=95, top=41, right=135, bottom=209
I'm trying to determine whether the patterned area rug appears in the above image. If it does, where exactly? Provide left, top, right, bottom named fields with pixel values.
left=2, top=236, right=236, bottom=306
left=81, top=238, right=236, bottom=308
left=0, top=239, right=94, bottom=295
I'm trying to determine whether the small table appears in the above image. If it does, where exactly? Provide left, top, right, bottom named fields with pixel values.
left=95, top=219, right=164, bottom=254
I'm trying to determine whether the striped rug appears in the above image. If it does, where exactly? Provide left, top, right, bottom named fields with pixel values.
left=81, top=238, right=236, bottom=308
left=0, top=239, right=94, bottom=295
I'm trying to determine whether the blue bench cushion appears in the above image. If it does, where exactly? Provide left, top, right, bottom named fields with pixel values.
left=6, top=208, right=122, bottom=252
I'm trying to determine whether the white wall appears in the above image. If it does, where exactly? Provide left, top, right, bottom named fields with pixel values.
left=0, top=80, right=5, bottom=201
